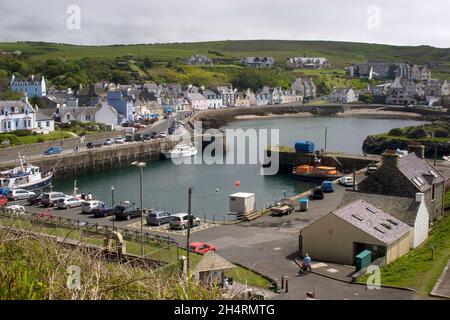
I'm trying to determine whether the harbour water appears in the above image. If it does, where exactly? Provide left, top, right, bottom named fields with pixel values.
left=54, top=117, right=426, bottom=219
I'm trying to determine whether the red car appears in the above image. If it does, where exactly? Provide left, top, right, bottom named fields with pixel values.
left=189, top=242, right=216, bottom=254
left=133, top=123, right=146, bottom=129
left=0, top=195, right=8, bottom=207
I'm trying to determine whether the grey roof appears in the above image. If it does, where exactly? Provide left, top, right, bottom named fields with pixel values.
left=333, top=200, right=410, bottom=245
left=398, top=153, right=445, bottom=192
left=36, top=112, right=54, bottom=121
left=193, top=252, right=235, bottom=273
left=339, top=191, right=420, bottom=227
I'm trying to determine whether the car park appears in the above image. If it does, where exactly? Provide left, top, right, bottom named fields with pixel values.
left=56, top=197, right=85, bottom=209
left=40, top=192, right=68, bottom=207
left=44, top=147, right=63, bottom=155
left=7, top=189, right=35, bottom=201
left=339, top=176, right=354, bottom=187
left=189, top=242, right=216, bottom=254
left=146, top=211, right=172, bottom=226
left=92, top=204, right=115, bottom=217
left=115, top=136, right=125, bottom=144
left=169, top=213, right=201, bottom=230
left=81, top=200, right=103, bottom=214
left=114, top=204, right=142, bottom=220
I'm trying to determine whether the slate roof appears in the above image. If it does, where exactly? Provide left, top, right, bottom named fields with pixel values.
left=333, top=200, right=411, bottom=245
left=193, top=252, right=235, bottom=273
left=398, top=153, right=444, bottom=192
left=339, top=191, right=420, bottom=227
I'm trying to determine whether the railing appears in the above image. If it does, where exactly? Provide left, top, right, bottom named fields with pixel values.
left=0, top=208, right=178, bottom=247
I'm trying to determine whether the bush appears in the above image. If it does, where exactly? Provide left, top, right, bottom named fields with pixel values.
left=0, top=134, right=20, bottom=146
left=36, top=136, right=45, bottom=143
left=12, top=129, right=32, bottom=137
left=407, top=127, right=428, bottom=139
left=389, top=128, right=404, bottom=136
left=434, top=129, right=449, bottom=138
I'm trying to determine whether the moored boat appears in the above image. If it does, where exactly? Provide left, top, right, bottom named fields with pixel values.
left=0, top=155, right=53, bottom=193
left=292, top=165, right=343, bottom=182
left=164, top=144, right=198, bottom=159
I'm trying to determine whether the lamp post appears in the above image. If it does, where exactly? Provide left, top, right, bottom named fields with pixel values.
left=111, top=185, right=115, bottom=229
left=132, top=161, right=147, bottom=257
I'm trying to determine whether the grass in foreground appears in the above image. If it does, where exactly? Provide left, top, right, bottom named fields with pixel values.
left=0, top=217, right=273, bottom=290
left=358, top=212, right=450, bottom=297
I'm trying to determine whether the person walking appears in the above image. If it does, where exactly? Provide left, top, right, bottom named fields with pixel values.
left=303, top=253, right=312, bottom=274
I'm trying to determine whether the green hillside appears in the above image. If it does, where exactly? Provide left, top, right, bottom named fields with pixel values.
left=1, top=40, right=449, bottom=92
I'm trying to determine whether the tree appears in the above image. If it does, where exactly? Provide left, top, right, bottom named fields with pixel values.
left=111, top=70, right=130, bottom=84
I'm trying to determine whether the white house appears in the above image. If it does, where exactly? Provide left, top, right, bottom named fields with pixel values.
left=0, top=96, right=36, bottom=133
left=35, top=112, right=55, bottom=134
left=95, top=101, right=119, bottom=126
left=187, top=93, right=209, bottom=110
left=329, top=88, right=359, bottom=103
left=202, top=89, right=223, bottom=109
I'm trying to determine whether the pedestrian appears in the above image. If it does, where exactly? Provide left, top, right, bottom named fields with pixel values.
left=81, top=192, right=85, bottom=200
left=303, top=253, right=312, bottom=274
left=87, top=192, right=93, bottom=201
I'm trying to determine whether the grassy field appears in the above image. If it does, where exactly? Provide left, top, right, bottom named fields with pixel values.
left=0, top=130, right=74, bottom=147
left=0, top=216, right=273, bottom=290
left=358, top=210, right=450, bottom=297
left=2, top=41, right=449, bottom=69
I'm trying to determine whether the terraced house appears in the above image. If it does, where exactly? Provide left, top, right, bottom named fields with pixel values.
left=286, top=57, right=331, bottom=69
left=0, top=96, right=36, bottom=133
left=10, top=74, right=46, bottom=98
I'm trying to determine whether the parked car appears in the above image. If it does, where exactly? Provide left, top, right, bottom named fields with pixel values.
left=169, top=213, right=201, bottom=230
left=114, top=204, right=142, bottom=220
left=150, top=132, right=159, bottom=139
left=56, top=197, right=85, bottom=209
left=311, top=187, right=324, bottom=200
left=104, top=138, right=114, bottom=145
left=142, top=133, right=152, bottom=140
left=134, top=134, right=144, bottom=141
left=44, top=147, right=63, bottom=155
left=158, top=132, right=167, bottom=139
left=367, top=165, right=379, bottom=175
left=92, top=204, right=115, bottom=217
left=339, top=176, right=355, bottom=187
left=87, top=141, right=103, bottom=149
left=40, top=192, right=67, bottom=207
left=7, top=189, right=35, bottom=201
left=146, top=211, right=172, bottom=226
left=115, top=136, right=125, bottom=144
left=27, top=193, right=43, bottom=205
left=189, top=242, right=216, bottom=254
left=125, top=135, right=134, bottom=142
left=0, top=195, right=8, bottom=207
left=321, top=181, right=334, bottom=193
left=81, top=200, right=103, bottom=214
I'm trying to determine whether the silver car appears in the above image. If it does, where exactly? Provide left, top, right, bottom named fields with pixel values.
left=56, top=197, right=84, bottom=209
left=169, top=213, right=201, bottom=230
left=41, top=192, right=67, bottom=207
left=81, top=200, right=103, bottom=214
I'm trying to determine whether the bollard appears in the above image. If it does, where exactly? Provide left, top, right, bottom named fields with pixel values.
left=213, top=215, right=215, bottom=224
left=281, top=276, right=285, bottom=290
left=285, top=278, right=289, bottom=293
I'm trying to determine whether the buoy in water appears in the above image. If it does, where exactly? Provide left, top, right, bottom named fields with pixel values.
left=234, top=181, right=241, bottom=187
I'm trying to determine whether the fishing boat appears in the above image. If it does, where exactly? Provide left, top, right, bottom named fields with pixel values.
left=164, top=144, right=198, bottom=159
left=292, top=165, right=343, bottom=182
left=0, top=155, right=53, bottom=193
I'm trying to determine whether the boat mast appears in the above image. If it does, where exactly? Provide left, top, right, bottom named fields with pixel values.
left=18, top=152, right=25, bottom=171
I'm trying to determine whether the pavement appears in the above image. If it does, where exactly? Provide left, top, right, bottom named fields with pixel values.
left=431, top=259, right=450, bottom=299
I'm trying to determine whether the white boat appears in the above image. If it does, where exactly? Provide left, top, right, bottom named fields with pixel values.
left=443, top=156, right=450, bottom=162
left=0, top=154, right=53, bottom=192
left=164, top=144, right=198, bottom=159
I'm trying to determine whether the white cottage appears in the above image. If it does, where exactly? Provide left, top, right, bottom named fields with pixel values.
left=0, top=96, right=36, bottom=133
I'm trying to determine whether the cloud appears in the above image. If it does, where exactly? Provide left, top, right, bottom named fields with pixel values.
left=0, top=0, right=449, bottom=47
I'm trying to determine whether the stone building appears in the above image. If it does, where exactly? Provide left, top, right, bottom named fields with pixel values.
left=357, top=146, right=445, bottom=222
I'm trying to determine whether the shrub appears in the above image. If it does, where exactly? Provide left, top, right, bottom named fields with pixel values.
left=407, top=127, right=428, bottom=139
left=0, top=134, right=20, bottom=146
left=389, top=128, right=404, bottom=136
left=36, top=136, right=45, bottom=143
left=434, top=129, right=449, bottom=138
left=12, top=129, right=32, bottom=137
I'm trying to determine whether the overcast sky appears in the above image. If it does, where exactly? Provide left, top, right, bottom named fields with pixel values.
left=0, top=0, right=449, bottom=47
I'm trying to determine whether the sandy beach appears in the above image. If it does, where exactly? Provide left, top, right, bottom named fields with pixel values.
left=234, top=112, right=313, bottom=120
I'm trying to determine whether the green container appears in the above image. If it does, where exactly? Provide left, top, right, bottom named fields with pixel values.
left=355, top=250, right=372, bottom=271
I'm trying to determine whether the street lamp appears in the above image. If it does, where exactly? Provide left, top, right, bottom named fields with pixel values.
left=132, top=161, right=147, bottom=257
left=111, top=185, right=115, bottom=229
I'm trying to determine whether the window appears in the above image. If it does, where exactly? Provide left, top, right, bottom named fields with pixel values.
left=86, top=115, right=91, bottom=121
left=46, top=121, right=50, bottom=127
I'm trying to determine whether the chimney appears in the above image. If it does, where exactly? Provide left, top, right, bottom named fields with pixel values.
left=415, top=193, right=424, bottom=203
left=382, top=150, right=400, bottom=168
left=407, top=144, right=425, bottom=159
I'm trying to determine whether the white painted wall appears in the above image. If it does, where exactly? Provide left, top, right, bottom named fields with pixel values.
left=412, top=197, right=429, bottom=248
